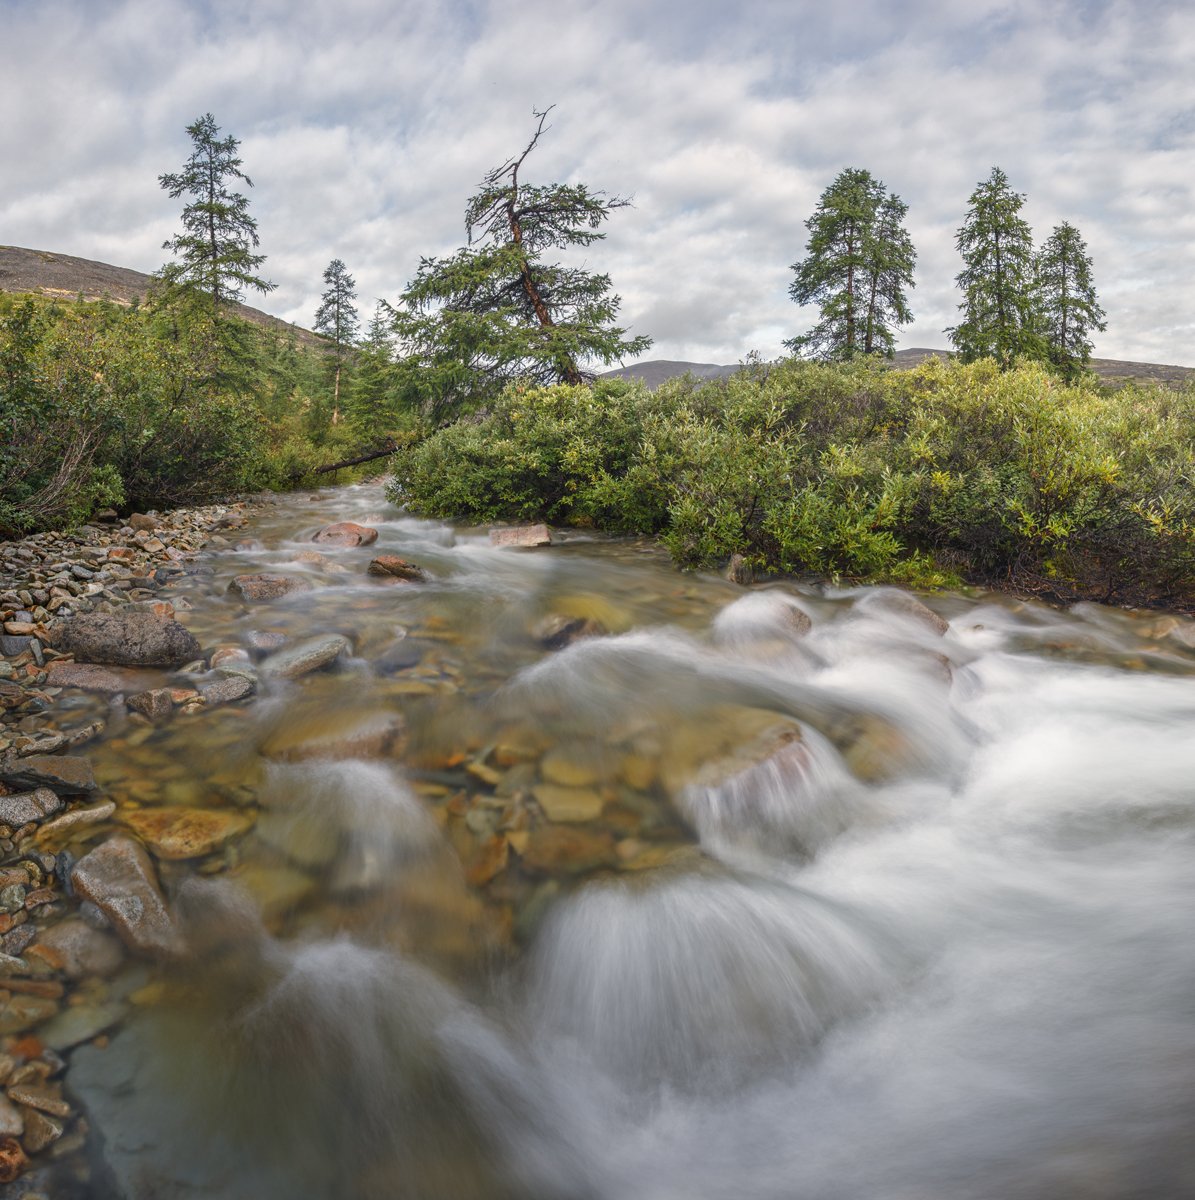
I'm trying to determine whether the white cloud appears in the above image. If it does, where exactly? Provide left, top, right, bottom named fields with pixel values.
left=1, top=0, right=1192, bottom=364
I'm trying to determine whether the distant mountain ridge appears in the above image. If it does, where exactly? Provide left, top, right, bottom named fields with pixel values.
left=0, top=244, right=320, bottom=346
left=603, top=349, right=1195, bottom=389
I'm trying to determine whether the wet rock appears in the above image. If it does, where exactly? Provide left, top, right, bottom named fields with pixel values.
left=44, top=661, right=153, bottom=694
left=0, top=1096, right=21, bottom=1138
left=531, top=785, right=605, bottom=824
left=37, top=1000, right=127, bottom=1052
left=0, top=1135, right=29, bottom=1183
left=518, top=826, right=615, bottom=874
left=0, top=681, right=25, bottom=710
left=0, top=789, right=60, bottom=827
left=540, top=748, right=603, bottom=788
left=0, top=994, right=58, bottom=1036
left=259, top=634, right=350, bottom=680
left=259, top=708, right=404, bottom=761
left=725, top=553, right=754, bottom=585
left=312, top=521, right=378, bottom=547
left=859, top=588, right=949, bottom=635
left=70, top=837, right=178, bottom=957
left=531, top=614, right=604, bottom=649
left=5, top=1083, right=69, bottom=1119
left=466, top=834, right=509, bottom=887
left=228, top=573, right=312, bottom=602
left=489, top=523, right=552, bottom=547
left=127, top=688, right=174, bottom=721
left=210, top=646, right=251, bottom=669
left=35, top=800, right=116, bottom=840
left=199, top=675, right=255, bottom=705
left=56, top=611, right=201, bottom=667
left=245, top=630, right=287, bottom=653
left=367, top=555, right=430, bottom=582
left=123, top=807, right=252, bottom=860
left=20, top=1108, right=62, bottom=1153
left=0, top=755, right=96, bottom=794
left=32, top=918, right=123, bottom=979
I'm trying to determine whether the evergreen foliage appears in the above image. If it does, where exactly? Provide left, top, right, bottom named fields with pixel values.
left=314, top=258, right=360, bottom=415
left=387, top=108, right=651, bottom=421
left=786, top=168, right=915, bottom=360
left=158, top=113, right=275, bottom=316
left=948, top=167, right=1044, bottom=367
left=1035, top=222, right=1106, bottom=381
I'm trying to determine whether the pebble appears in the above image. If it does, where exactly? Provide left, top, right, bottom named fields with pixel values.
left=70, top=837, right=178, bottom=957
left=531, top=784, right=605, bottom=823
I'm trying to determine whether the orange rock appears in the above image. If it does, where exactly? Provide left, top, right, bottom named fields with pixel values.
left=466, top=834, right=510, bottom=887
left=123, top=807, right=252, bottom=860
left=0, top=1135, right=28, bottom=1183
left=312, top=521, right=378, bottom=547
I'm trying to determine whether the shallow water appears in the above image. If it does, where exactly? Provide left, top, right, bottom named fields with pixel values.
left=65, top=482, right=1195, bottom=1199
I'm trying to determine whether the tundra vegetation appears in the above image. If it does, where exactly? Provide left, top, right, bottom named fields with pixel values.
left=2, top=115, right=1190, bottom=608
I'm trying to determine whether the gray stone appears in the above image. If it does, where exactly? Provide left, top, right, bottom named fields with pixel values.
left=127, top=688, right=174, bottom=721
left=0, top=788, right=61, bottom=827
left=199, top=675, right=255, bottom=705
left=489, top=523, right=552, bottom=547
left=0, top=755, right=97, bottom=794
left=44, top=661, right=152, bottom=694
left=35, top=917, right=124, bottom=979
left=70, top=837, right=178, bottom=958
left=260, top=634, right=350, bottom=681
left=37, top=1000, right=127, bottom=1052
left=57, top=611, right=201, bottom=667
left=228, top=573, right=312, bottom=602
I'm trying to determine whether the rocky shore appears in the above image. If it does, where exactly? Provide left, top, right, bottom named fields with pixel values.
left=0, top=499, right=256, bottom=1192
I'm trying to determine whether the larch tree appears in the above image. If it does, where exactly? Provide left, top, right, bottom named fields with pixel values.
left=388, top=107, right=651, bottom=420
left=1035, top=221, right=1106, bottom=381
left=948, top=167, right=1044, bottom=368
left=314, top=258, right=360, bottom=420
left=786, top=168, right=915, bottom=360
left=158, top=113, right=274, bottom=318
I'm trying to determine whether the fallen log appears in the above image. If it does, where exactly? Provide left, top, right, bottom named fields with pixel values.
left=312, top=440, right=397, bottom=475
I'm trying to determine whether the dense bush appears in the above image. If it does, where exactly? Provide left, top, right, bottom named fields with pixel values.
left=0, top=293, right=383, bottom=536
left=389, top=357, right=1195, bottom=605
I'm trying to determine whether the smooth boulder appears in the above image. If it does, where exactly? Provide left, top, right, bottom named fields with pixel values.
left=312, top=522, right=378, bottom=547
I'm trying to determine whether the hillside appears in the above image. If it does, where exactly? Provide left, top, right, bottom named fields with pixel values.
left=605, top=349, right=1195, bottom=389
left=0, top=244, right=322, bottom=347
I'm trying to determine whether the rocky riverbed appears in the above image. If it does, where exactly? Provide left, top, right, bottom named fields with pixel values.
left=2, top=484, right=1195, bottom=1199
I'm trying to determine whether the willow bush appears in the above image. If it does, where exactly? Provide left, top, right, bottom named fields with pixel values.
left=389, top=357, right=1195, bottom=605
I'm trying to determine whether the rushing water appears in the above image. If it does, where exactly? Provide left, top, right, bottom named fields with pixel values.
left=63, top=483, right=1195, bottom=1200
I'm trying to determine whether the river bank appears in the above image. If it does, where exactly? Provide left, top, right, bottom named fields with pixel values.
left=1, top=484, right=1195, bottom=1197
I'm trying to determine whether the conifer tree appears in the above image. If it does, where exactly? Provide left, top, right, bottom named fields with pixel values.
left=948, top=167, right=1043, bottom=367
left=786, top=168, right=915, bottom=360
left=158, top=113, right=274, bottom=317
left=388, top=108, right=651, bottom=420
left=1035, top=221, right=1106, bottom=381
left=314, top=258, right=359, bottom=419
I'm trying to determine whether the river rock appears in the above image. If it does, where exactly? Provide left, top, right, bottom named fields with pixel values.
left=35, top=799, right=116, bottom=839
left=0, top=681, right=25, bottom=710
left=127, top=688, right=174, bottom=721
left=199, top=674, right=256, bottom=705
left=0, top=1097, right=21, bottom=1139
left=56, top=611, right=201, bottom=667
left=44, top=661, right=153, bottom=694
left=859, top=588, right=949, bottom=635
left=0, top=1135, right=29, bottom=1183
left=259, top=634, right=350, bottom=680
left=0, top=789, right=60, bottom=827
left=128, top=513, right=158, bottom=532
left=539, top=748, right=603, bottom=788
left=312, top=521, right=378, bottom=547
left=228, top=574, right=312, bottom=602
left=20, top=1108, right=63, bottom=1153
left=0, top=993, right=58, bottom=1036
left=37, top=1000, right=126, bottom=1052
left=532, top=614, right=604, bottom=649
left=367, top=555, right=430, bottom=582
left=33, top=917, right=124, bottom=979
left=123, top=807, right=252, bottom=860
left=518, top=826, right=615, bottom=874
left=0, top=755, right=96, bottom=794
left=70, top=837, right=178, bottom=957
left=489, top=523, right=552, bottom=547
left=258, top=708, right=404, bottom=762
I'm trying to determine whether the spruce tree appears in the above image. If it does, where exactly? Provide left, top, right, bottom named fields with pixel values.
left=158, top=113, right=274, bottom=318
left=314, top=258, right=359, bottom=419
left=388, top=108, right=651, bottom=420
left=1035, top=221, right=1106, bottom=381
left=786, top=168, right=915, bottom=360
left=948, top=167, right=1043, bottom=367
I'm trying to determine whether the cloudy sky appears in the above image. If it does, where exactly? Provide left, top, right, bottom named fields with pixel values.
left=3, top=0, right=1193, bottom=365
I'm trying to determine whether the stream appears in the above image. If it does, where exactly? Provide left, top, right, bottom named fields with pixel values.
left=58, top=482, right=1195, bottom=1199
